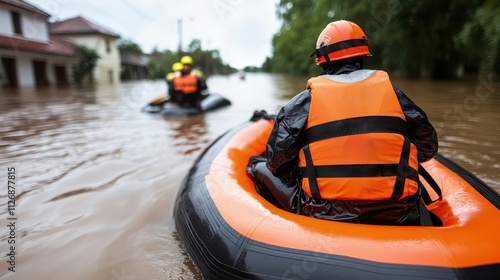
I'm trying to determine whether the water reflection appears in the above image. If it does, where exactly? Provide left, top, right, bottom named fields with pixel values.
left=167, top=115, right=208, bottom=155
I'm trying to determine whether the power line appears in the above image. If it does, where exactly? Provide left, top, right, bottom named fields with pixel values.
left=116, top=0, right=166, bottom=25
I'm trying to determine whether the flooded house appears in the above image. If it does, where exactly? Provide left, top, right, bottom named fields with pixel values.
left=0, top=0, right=121, bottom=88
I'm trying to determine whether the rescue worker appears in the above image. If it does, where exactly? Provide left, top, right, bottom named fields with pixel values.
left=173, top=55, right=207, bottom=110
left=166, top=62, right=183, bottom=103
left=247, top=20, right=438, bottom=225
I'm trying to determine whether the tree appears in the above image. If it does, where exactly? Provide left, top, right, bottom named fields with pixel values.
left=271, top=0, right=328, bottom=75
left=187, top=39, right=202, bottom=53
left=72, top=46, right=100, bottom=85
left=270, top=0, right=498, bottom=79
left=261, top=56, right=273, bottom=72
left=147, top=49, right=178, bottom=79
left=373, top=0, right=484, bottom=79
left=117, top=38, right=143, bottom=55
left=455, top=0, right=500, bottom=75
left=145, top=39, right=236, bottom=79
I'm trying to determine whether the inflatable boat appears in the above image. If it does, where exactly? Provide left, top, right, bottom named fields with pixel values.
left=174, top=113, right=500, bottom=279
left=142, top=93, right=231, bottom=117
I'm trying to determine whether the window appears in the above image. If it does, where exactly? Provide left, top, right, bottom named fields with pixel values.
left=106, top=38, right=111, bottom=54
left=11, top=11, right=22, bottom=35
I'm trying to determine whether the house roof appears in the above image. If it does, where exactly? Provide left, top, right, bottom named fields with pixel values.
left=0, top=35, right=76, bottom=57
left=121, top=52, right=148, bottom=67
left=0, top=0, right=50, bottom=16
left=49, top=16, right=120, bottom=38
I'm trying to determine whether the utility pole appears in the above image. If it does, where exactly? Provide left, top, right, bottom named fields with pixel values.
left=177, top=18, right=182, bottom=58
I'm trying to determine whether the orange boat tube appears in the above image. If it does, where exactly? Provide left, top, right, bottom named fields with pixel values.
left=174, top=114, right=500, bottom=279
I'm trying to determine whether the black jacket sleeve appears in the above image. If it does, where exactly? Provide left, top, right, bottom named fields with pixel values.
left=394, top=87, right=438, bottom=162
left=197, top=77, right=207, bottom=91
left=266, top=90, right=311, bottom=178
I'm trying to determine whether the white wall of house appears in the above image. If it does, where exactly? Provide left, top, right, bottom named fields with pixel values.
left=22, top=12, right=49, bottom=42
left=56, top=34, right=121, bottom=85
left=0, top=4, right=49, bottom=42
left=1, top=49, right=77, bottom=87
left=0, top=4, right=76, bottom=88
left=16, top=55, right=34, bottom=87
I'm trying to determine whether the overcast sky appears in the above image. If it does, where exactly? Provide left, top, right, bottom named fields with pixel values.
left=26, top=0, right=281, bottom=69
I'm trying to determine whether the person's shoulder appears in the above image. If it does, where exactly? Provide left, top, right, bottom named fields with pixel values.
left=367, top=69, right=390, bottom=77
left=288, top=89, right=311, bottom=106
left=368, top=69, right=395, bottom=85
left=306, top=74, right=324, bottom=83
left=192, top=69, right=206, bottom=79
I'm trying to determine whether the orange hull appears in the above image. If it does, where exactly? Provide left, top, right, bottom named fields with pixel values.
left=175, top=117, right=500, bottom=279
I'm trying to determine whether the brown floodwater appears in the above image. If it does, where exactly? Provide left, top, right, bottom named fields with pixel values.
left=0, top=73, right=499, bottom=279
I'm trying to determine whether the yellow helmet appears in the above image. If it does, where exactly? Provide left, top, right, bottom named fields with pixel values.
left=180, top=56, right=193, bottom=65
left=166, top=72, right=175, bottom=81
left=172, top=62, right=183, bottom=72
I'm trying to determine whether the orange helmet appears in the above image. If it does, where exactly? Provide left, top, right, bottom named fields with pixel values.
left=310, top=20, right=370, bottom=65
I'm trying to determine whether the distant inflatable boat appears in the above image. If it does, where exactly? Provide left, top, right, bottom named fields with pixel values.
left=142, top=93, right=231, bottom=117
left=174, top=113, right=500, bottom=279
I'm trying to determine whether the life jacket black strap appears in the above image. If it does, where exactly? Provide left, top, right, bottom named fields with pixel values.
left=417, top=164, right=443, bottom=226
left=418, top=193, right=433, bottom=226
left=303, top=145, right=322, bottom=200
left=418, top=163, right=443, bottom=205
left=299, top=164, right=418, bottom=181
left=304, top=116, right=408, bottom=145
left=390, top=137, right=412, bottom=200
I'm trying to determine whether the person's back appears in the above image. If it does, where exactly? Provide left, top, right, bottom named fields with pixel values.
left=247, top=20, right=438, bottom=225
left=167, top=62, right=183, bottom=103
left=301, top=69, right=419, bottom=202
left=173, top=56, right=207, bottom=110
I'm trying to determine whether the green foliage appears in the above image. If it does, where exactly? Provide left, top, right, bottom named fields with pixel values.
left=269, top=0, right=499, bottom=79
left=147, top=49, right=177, bottom=80
left=261, top=56, right=273, bottom=72
left=147, top=39, right=236, bottom=79
left=243, top=66, right=261, bottom=72
left=371, top=0, right=482, bottom=79
left=72, top=46, right=100, bottom=85
left=271, top=0, right=329, bottom=75
left=183, top=39, right=236, bottom=76
left=117, top=38, right=143, bottom=55
left=455, top=0, right=500, bottom=75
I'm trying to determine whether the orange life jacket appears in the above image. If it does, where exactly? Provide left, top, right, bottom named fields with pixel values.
left=173, top=73, right=198, bottom=94
left=298, top=70, right=419, bottom=201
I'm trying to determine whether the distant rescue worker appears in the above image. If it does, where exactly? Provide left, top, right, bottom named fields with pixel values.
left=166, top=62, right=183, bottom=103
left=173, top=56, right=207, bottom=110
left=247, top=20, right=439, bottom=225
